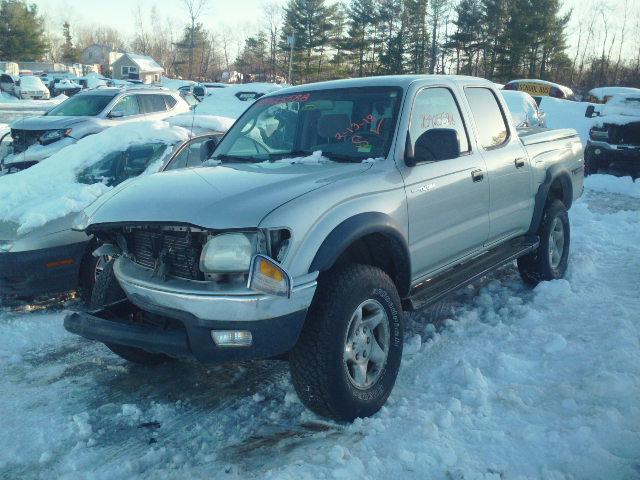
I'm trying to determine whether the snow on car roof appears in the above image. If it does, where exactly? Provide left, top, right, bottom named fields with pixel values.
left=0, top=121, right=190, bottom=235
left=587, top=86, right=640, bottom=101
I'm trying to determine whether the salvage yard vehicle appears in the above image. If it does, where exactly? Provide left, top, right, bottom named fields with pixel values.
left=14, top=75, right=50, bottom=100
left=584, top=92, right=640, bottom=175
left=0, top=73, right=19, bottom=94
left=0, top=126, right=222, bottom=301
left=501, top=90, right=546, bottom=127
left=585, top=86, right=640, bottom=104
left=503, top=79, right=574, bottom=105
left=2, top=87, right=190, bottom=171
left=66, top=75, right=584, bottom=421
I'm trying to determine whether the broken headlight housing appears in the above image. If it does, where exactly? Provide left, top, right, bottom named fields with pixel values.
left=199, top=228, right=291, bottom=275
left=40, top=128, right=72, bottom=145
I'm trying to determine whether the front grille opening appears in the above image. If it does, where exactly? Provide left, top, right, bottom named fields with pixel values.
left=126, top=226, right=207, bottom=281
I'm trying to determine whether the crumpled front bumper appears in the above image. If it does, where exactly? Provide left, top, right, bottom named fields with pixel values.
left=113, top=257, right=318, bottom=324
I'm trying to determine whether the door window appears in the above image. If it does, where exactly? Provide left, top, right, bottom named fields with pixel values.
left=164, top=137, right=218, bottom=170
left=138, top=94, right=167, bottom=113
left=111, top=95, right=140, bottom=116
left=164, top=95, right=177, bottom=109
left=409, top=87, right=470, bottom=154
left=465, top=87, right=509, bottom=148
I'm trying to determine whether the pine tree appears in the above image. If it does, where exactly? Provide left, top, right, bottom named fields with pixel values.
left=61, top=21, right=78, bottom=64
left=404, top=0, right=429, bottom=74
left=0, top=0, right=48, bottom=61
left=377, top=0, right=406, bottom=74
left=280, top=0, right=333, bottom=83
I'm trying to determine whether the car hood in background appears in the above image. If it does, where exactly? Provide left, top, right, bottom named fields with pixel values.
left=10, top=116, right=92, bottom=131
left=85, top=162, right=372, bottom=230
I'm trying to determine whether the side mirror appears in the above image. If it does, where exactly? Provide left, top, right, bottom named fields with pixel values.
left=406, top=128, right=460, bottom=167
left=109, top=110, right=124, bottom=118
left=585, top=105, right=597, bottom=118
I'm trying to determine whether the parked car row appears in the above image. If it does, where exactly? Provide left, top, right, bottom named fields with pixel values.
left=2, top=87, right=190, bottom=171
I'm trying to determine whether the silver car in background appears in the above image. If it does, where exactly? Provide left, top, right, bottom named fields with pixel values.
left=2, top=87, right=190, bottom=171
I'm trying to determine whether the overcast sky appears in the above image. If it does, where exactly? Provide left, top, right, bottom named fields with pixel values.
left=30, top=0, right=637, bottom=60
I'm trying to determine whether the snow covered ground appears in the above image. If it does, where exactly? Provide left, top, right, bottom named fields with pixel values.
left=0, top=175, right=638, bottom=479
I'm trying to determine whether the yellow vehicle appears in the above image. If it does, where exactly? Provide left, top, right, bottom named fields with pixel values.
left=504, top=79, right=574, bottom=105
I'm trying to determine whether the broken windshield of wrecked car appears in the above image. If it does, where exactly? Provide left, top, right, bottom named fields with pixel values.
left=211, top=87, right=402, bottom=163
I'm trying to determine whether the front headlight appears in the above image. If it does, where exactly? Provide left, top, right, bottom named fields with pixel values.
left=0, top=241, right=14, bottom=253
left=40, top=128, right=72, bottom=145
left=199, top=232, right=258, bottom=273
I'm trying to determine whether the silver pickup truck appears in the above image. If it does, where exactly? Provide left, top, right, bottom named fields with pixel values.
left=65, top=75, right=584, bottom=421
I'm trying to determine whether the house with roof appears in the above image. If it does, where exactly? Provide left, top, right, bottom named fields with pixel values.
left=111, top=53, right=164, bottom=84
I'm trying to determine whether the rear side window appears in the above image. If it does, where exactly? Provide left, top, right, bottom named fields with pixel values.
left=111, top=95, right=140, bottom=116
left=409, top=87, right=470, bottom=153
left=164, top=95, right=177, bottom=109
left=465, top=87, right=509, bottom=148
left=138, top=94, right=168, bottom=113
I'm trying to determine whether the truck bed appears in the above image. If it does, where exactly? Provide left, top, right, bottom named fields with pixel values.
left=517, top=127, right=578, bottom=146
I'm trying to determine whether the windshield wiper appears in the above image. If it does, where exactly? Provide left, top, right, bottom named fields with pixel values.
left=266, top=150, right=312, bottom=162
left=319, top=152, right=362, bottom=163
left=213, top=154, right=264, bottom=163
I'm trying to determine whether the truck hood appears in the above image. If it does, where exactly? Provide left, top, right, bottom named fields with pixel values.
left=10, top=116, right=92, bottom=131
left=85, top=161, right=372, bottom=230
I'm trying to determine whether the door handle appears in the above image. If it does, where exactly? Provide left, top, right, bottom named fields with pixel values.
left=514, top=157, right=526, bottom=168
left=471, top=169, right=484, bottom=182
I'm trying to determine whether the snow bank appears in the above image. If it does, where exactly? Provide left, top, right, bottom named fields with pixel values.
left=194, top=83, right=283, bottom=119
left=585, top=174, right=639, bottom=198
left=0, top=92, right=67, bottom=110
left=501, top=90, right=533, bottom=126
left=2, top=176, right=640, bottom=478
left=0, top=121, right=189, bottom=234
left=539, top=96, right=596, bottom=146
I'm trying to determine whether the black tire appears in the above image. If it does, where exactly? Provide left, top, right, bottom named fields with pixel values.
left=518, top=199, right=570, bottom=286
left=91, top=260, right=171, bottom=366
left=289, top=264, right=404, bottom=421
left=89, top=259, right=126, bottom=308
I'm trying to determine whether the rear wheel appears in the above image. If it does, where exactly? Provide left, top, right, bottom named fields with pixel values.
left=289, top=264, right=403, bottom=421
left=518, top=199, right=570, bottom=286
left=91, top=260, right=172, bottom=365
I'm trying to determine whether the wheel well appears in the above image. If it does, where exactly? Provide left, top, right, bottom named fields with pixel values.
left=330, top=233, right=411, bottom=297
left=548, top=176, right=572, bottom=209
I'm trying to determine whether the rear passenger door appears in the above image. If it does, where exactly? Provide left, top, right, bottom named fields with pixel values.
left=464, top=87, right=533, bottom=244
left=403, top=86, right=490, bottom=279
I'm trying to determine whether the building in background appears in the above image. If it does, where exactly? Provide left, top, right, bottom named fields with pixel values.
left=111, top=53, right=163, bottom=84
left=81, top=44, right=125, bottom=74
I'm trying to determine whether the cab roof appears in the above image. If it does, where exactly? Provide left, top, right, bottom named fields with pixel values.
left=265, top=75, right=493, bottom=96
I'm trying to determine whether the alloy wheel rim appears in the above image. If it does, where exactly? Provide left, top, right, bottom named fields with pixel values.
left=548, top=217, right=565, bottom=269
left=343, top=299, right=390, bottom=390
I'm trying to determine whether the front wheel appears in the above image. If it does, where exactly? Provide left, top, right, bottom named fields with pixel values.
left=289, top=264, right=404, bottom=421
left=518, top=199, right=570, bottom=286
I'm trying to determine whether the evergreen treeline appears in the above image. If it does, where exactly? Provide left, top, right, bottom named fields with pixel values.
left=238, top=0, right=573, bottom=85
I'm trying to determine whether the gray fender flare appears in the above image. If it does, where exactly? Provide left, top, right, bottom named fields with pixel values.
left=309, top=212, right=411, bottom=297
left=528, top=165, right=573, bottom=234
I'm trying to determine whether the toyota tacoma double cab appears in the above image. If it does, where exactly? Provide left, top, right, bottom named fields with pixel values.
left=65, top=75, right=584, bottom=421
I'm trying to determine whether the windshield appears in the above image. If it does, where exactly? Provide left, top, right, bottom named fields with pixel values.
left=47, top=94, right=116, bottom=116
left=20, top=76, right=43, bottom=88
left=212, top=86, right=402, bottom=163
left=76, top=143, right=168, bottom=187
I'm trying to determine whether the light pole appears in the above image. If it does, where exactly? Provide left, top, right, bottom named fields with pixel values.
left=287, top=34, right=295, bottom=84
